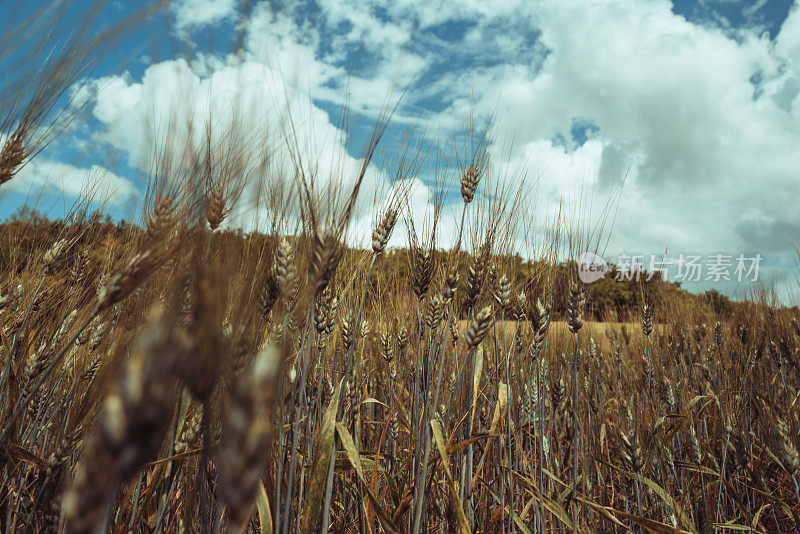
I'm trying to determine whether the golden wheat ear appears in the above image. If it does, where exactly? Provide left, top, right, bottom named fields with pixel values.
left=0, top=129, right=24, bottom=185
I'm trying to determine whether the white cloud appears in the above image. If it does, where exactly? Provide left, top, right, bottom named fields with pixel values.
left=172, top=0, right=238, bottom=33
left=9, top=160, right=137, bottom=204
left=82, top=53, right=435, bottom=243
left=451, top=0, right=800, bottom=298
left=67, top=0, right=800, bottom=299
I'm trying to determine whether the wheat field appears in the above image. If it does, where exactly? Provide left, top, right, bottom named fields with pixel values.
left=0, top=2, right=799, bottom=533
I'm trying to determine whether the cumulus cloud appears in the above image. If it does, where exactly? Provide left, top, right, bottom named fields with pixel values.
left=172, top=0, right=238, bottom=33
left=453, top=0, right=800, bottom=297
left=9, top=160, right=137, bottom=204
left=64, top=0, right=800, bottom=298
left=81, top=52, right=428, bottom=246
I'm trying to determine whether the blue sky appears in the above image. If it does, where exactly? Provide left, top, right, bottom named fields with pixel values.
left=673, top=0, right=795, bottom=36
left=3, top=0, right=800, bottom=301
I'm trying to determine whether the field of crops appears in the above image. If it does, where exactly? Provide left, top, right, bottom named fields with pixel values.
left=1, top=180, right=799, bottom=533
left=1, top=2, right=799, bottom=533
